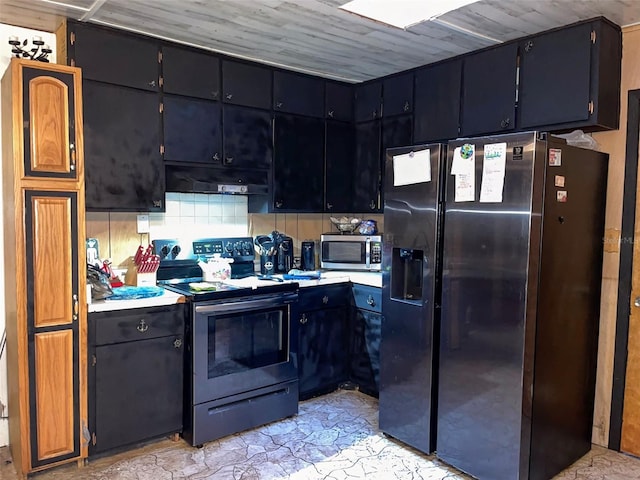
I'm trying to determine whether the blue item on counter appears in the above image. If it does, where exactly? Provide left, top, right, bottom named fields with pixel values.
left=283, top=269, right=321, bottom=280
left=106, top=286, right=165, bottom=300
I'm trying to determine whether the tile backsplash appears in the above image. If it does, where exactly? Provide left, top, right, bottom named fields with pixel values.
left=85, top=191, right=383, bottom=270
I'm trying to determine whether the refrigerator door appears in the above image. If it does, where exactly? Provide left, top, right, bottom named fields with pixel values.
left=437, top=132, right=544, bottom=480
left=379, top=143, right=445, bottom=454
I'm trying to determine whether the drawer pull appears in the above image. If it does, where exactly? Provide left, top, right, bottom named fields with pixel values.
left=300, top=313, right=308, bottom=324
left=173, top=338, right=183, bottom=349
left=322, top=296, right=329, bottom=305
left=366, top=295, right=376, bottom=307
left=136, top=319, right=149, bottom=332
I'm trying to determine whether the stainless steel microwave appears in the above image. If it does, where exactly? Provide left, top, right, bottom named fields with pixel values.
left=320, top=234, right=383, bottom=271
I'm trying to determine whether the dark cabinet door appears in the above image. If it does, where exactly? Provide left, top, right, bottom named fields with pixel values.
left=222, top=105, right=272, bottom=169
left=273, top=71, right=324, bottom=117
left=273, top=114, right=324, bottom=212
left=414, top=60, right=462, bottom=142
left=326, top=82, right=353, bottom=121
left=298, top=307, right=349, bottom=400
left=325, top=121, right=355, bottom=213
left=350, top=308, right=382, bottom=398
left=83, top=80, right=164, bottom=211
left=461, top=43, right=518, bottom=136
left=382, top=114, right=413, bottom=152
left=355, top=81, right=382, bottom=122
left=222, top=60, right=272, bottom=109
left=383, top=72, right=413, bottom=117
left=353, top=120, right=381, bottom=212
left=518, top=23, right=592, bottom=128
left=162, top=46, right=220, bottom=100
left=92, top=336, right=183, bottom=453
left=163, top=95, right=221, bottom=164
left=71, top=22, right=159, bottom=91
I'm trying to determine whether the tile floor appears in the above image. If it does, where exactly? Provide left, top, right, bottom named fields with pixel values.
left=0, top=389, right=638, bottom=480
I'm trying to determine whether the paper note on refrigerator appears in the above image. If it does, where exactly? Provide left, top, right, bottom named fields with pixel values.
left=480, top=142, right=507, bottom=203
left=393, top=149, right=431, bottom=186
left=451, top=145, right=475, bottom=175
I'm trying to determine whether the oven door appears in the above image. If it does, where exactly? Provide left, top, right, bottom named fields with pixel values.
left=192, top=292, right=298, bottom=405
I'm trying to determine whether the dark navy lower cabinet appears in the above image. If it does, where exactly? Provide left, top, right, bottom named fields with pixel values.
left=350, top=285, right=382, bottom=398
left=297, top=285, right=350, bottom=400
left=88, top=305, right=185, bottom=454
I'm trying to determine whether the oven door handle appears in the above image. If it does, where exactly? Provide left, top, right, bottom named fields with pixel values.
left=194, top=294, right=296, bottom=315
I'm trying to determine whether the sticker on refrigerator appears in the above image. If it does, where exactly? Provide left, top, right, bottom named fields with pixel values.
left=480, top=142, right=507, bottom=203
left=393, top=149, right=431, bottom=186
left=549, top=148, right=562, bottom=166
left=451, top=145, right=475, bottom=202
left=557, top=190, right=568, bottom=203
left=512, top=146, right=524, bottom=161
left=554, top=175, right=565, bottom=187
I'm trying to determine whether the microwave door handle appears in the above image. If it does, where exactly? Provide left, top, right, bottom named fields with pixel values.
left=365, top=237, right=371, bottom=268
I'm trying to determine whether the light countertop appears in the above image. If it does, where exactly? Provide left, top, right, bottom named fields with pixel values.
left=88, top=289, right=185, bottom=313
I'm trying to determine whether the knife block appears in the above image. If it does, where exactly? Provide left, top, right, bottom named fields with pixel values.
left=124, top=265, right=157, bottom=287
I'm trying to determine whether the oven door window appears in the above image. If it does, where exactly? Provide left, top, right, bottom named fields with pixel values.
left=322, top=241, right=365, bottom=264
left=207, top=307, right=288, bottom=379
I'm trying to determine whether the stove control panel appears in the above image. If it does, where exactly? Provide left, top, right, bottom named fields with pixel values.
left=193, top=237, right=255, bottom=262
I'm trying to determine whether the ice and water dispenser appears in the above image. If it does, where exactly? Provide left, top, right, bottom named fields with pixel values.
left=390, top=248, right=424, bottom=303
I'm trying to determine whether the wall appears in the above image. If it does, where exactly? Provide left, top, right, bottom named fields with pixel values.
left=0, top=23, right=57, bottom=448
left=591, top=24, right=640, bottom=446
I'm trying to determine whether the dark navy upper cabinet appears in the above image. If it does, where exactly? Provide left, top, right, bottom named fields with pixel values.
left=162, top=46, right=220, bottom=100
left=414, top=60, right=462, bottom=143
left=325, top=82, right=353, bottom=121
left=325, top=121, right=355, bottom=212
left=273, top=114, right=324, bottom=212
left=70, top=22, right=159, bottom=92
left=460, top=43, right=518, bottom=136
left=273, top=71, right=324, bottom=117
left=163, top=95, right=221, bottom=164
left=222, top=60, right=272, bottom=110
left=222, top=105, right=272, bottom=170
left=353, top=120, right=382, bottom=212
left=355, top=81, right=382, bottom=123
left=518, top=19, right=621, bottom=131
left=383, top=73, right=414, bottom=117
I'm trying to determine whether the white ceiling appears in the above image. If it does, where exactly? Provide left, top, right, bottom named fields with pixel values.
left=2, top=0, right=640, bottom=82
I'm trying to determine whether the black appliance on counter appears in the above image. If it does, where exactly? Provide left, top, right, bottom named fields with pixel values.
left=153, top=237, right=299, bottom=447
left=379, top=143, right=446, bottom=455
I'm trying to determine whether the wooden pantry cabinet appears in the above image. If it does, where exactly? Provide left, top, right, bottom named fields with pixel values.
left=1, top=59, right=88, bottom=477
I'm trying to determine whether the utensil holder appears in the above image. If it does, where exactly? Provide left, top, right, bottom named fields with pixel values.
left=260, top=255, right=275, bottom=275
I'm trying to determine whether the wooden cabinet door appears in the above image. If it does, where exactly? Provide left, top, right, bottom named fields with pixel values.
left=222, top=105, right=272, bottom=169
left=24, top=190, right=80, bottom=467
left=353, top=120, right=382, bottom=212
left=518, top=23, right=592, bottom=128
left=460, top=43, right=518, bottom=136
left=22, top=67, right=78, bottom=179
left=272, top=114, right=324, bottom=212
left=350, top=308, right=382, bottom=397
left=355, top=81, right=382, bottom=123
left=414, top=60, right=462, bottom=143
left=383, top=72, right=414, bottom=117
left=273, top=71, right=324, bottom=117
left=222, top=60, right=272, bottom=110
left=325, top=82, right=353, bottom=121
left=83, top=80, right=164, bottom=211
left=297, top=307, right=349, bottom=400
left=162, top=46, right=220, bottom=100
left=70, top=22, right=159, bottom=91
left=325, top=121, right=355, bottom=213
left=163, top=95, right=222, bottom=164
left=92, top=336, right=183, bottom=453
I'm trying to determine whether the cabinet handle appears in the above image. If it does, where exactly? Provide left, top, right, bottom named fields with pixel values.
left=153, top=200, right=163, bottom=208
left=149, top=80, right=156, bottom=87
left=275, top=201, right=283, bottom=208
left=276, top=101, right=283, bottom=108
left=369, top=200, right=376, bottom=210
left=524, top=40, right=534, bottom=53
left=137, top=319, right=149, bottom=332
left=328, top=110, right=334, bottom=118
left=322, top=295, right=329, bottom=305
left=226, top=93, right=233, bottom=100
left=366, top=295, right=376, bottom=307
left=213, top=153, right=220, bottom=161
left=173, top=338, right=183, bottom=349
left=212, top=90, right=219, bottom=99
left=72, top=294, right=78, bottom=321
left=299, top=313, right=308, bottom=324
left=327, top=202, right=333, bottom=210
left=500, top=118, right=511, bottom=129
left=372, top=111, right=377, bottom=118
left=224, top=156, right=233, bottom=165
left=404, top=101, right=410, bottom=112
left=81, top=422, right=91, bottom=447
left=70, top=143, right=76, bottom=171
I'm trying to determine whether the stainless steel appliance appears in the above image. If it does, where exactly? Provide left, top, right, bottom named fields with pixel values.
left=301, top=240, right=316, bottom=271
left=438, top=132, right=607, bottom=480
left=320, top=234, right=382, bottom=271
left=379, top=143, right=446, bottom=455
left=153, top=237, right=299, bottom=447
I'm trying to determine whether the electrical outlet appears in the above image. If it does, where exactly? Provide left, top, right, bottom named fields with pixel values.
left=136, top=215, right=150, bottom=234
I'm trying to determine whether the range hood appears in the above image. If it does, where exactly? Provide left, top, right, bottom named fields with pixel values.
left=165, top=165, right=269, bottom=195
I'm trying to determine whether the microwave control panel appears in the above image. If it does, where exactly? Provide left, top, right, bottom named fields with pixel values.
left=371, top=242, right=382, bottom=264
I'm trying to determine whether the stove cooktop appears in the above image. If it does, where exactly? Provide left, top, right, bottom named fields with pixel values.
left=161, top=279, right=298, bottom=302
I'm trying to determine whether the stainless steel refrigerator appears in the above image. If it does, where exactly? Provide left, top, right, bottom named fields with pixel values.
left=379, top=143, right=446, bottom=454
left=437, top=132, right=607, bottom=480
